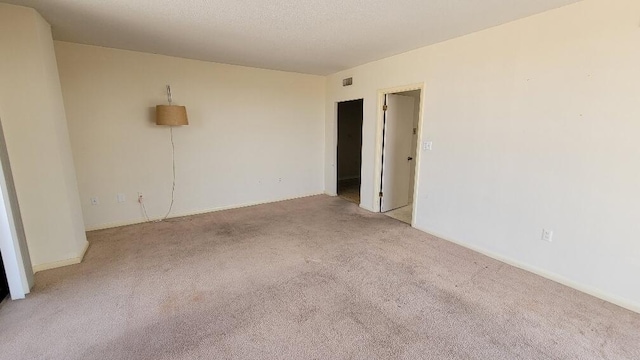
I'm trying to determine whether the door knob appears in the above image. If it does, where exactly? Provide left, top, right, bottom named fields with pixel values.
left=408, top=157, right=413, bottom=161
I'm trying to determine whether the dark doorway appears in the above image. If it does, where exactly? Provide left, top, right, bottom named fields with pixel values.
left=0, top=252, right=9, bottom=301
left=337, top=99, right=364, bottom=204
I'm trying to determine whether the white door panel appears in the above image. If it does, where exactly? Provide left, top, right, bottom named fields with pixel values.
left=381, top=94, right=415, bottom=212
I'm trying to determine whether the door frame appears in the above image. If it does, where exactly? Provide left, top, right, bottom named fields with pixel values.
left=373, top=83, right=426, bottom=226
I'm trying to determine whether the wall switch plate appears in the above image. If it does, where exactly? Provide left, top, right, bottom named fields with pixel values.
left=117, top=193, right=126, bottom=203
left=542, top=229, right=553, bottom=242
left=90, top=197, right=99, bottom=205
left=423, top=141, right=433, bottom=151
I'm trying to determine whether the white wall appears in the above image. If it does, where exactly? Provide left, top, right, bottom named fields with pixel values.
left=55, top=42, right=326, bottom=230
left=325, top=0, right=640, bottom=312
left=0, top=4, right=88, bottom=272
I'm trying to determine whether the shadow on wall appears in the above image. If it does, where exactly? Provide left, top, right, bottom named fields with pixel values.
left=147, top=107, right=157, bottom=125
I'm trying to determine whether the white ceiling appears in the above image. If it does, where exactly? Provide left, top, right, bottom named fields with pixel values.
left=2, top=0, right=580, bottom=75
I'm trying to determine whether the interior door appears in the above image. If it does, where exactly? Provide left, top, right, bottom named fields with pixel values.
left=381, top=94, right=415, bottom=212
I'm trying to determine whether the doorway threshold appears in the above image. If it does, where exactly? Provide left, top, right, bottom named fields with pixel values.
left=384, top=204, right=412, bottom=224
left=337, top=179, right=360, bottom=205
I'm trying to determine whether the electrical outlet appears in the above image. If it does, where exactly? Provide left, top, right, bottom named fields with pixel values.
left=117, top=193, right=126, bottom=203
left=90, top=197, right=99, bottom=205
left=422, top=141, right=433, bottom=151
left=541, top=229, right=553, bottom=242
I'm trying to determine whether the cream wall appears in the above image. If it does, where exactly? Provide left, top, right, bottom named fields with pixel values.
left=0, top=4, right=88, bottom=271
left=325, top=0, right=640, bottom=312
left=55, top=42, right=326, bottom=230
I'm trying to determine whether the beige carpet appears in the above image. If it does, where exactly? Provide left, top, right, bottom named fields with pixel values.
left=0, top=195, right=638, bottom=359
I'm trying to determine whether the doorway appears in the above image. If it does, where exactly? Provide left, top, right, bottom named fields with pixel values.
left=337, top=99, right=364, bottom=205
left=379, top=89, right=422, bottom=224
left=0, top=253, right=9, bottom=301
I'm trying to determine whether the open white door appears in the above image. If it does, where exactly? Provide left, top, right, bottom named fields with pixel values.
left=0, top=119, right=33, bottom=299
left=381, top=94, right=415, bottom=212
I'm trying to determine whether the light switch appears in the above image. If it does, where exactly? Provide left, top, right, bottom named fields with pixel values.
left=117, top=193, right=126, bottom=203
left=423, top=141, right=433, bottom=151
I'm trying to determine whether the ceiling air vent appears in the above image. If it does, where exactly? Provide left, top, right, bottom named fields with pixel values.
left=342, top=77, right=353, bottom=87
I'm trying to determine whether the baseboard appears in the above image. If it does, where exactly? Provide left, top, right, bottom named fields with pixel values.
left=32, top=240, right=90, bottom=273
left=359, top=203, right=376, bottom=212
left=85, top=193, right=325, bottom=232
left=413, top=225, right=640, bottom=314
left=78, top=240, right=90, bottom=262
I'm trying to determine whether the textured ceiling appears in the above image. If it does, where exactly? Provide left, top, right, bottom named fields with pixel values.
left=2, top=0, right=580, bottom=75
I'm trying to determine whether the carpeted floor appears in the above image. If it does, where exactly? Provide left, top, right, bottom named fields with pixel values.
left=0, top=195, right=638, bottom=359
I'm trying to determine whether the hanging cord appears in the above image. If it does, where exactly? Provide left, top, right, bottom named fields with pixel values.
left=139, top=196, right=151, bottom=222
left=159, top=126, right=176, bottom=221
left=136, top=127, right=176, bottom=223
left=138, top=85, right=178, bottom=223
left=161, top=85, right=176, bottom=221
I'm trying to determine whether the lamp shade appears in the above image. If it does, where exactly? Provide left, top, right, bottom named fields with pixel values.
left=156, top=105, right=188, bottom=126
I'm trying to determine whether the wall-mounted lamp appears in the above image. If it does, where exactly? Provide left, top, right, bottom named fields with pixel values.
left=143, top=85, right=188, bottom=223
left=156, top=85, right=188, bottom=126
